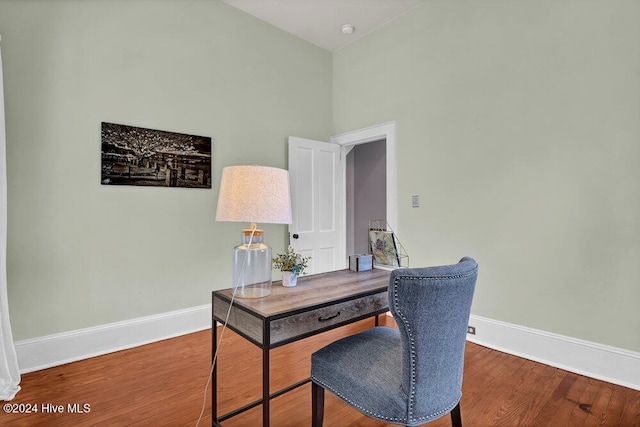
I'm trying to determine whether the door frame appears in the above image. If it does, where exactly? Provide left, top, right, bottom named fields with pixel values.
left=331, top=121, right=398, bottom=266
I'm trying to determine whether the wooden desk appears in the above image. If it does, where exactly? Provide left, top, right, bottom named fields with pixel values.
left=211, top=268, right=391, bottom=427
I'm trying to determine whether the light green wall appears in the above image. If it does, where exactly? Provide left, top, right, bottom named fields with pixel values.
left=0, top=0, right=332, bottom=340
left=2, top=0, right=639, bottom=355
left=334, top=0, right=640, bottom=351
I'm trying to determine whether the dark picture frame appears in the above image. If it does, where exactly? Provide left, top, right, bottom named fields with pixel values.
left=101, top=122, right=212, bottom=189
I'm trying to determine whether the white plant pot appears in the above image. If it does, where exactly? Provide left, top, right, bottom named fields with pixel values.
left=282, top=271, right=298, bottom=287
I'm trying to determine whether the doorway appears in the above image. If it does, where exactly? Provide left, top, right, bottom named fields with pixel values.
left=288, top=122, right=397, bottom=272
left=332, top=121, right=398, bottom=266
left=345, top=140, right=386, bottom=256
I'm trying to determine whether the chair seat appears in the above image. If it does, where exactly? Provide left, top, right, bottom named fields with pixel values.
left=311, top=326, right=410, bottom=424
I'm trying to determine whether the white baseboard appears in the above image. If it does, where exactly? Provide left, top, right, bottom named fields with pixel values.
left=15, top=304, right=211, bottom=374
left=14, top=307, right=640, bottom=392
left=467, top=314, right=640, bottom=391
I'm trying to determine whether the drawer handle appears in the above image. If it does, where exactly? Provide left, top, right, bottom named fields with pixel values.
left=318, top=312, right=341, bottom=322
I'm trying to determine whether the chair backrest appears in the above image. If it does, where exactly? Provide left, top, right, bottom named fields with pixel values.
left=389, top=257, right=478, bottom=421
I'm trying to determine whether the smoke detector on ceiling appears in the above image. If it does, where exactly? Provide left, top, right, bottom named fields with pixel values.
left=341, top=24, right=355, bottom=35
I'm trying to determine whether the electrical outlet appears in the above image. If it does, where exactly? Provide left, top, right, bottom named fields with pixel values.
left=412, top=195, right=419, bottom=208
left=467, top=326, right=476, bottom=335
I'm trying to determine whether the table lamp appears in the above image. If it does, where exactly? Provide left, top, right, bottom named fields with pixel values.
left=215, top=165, right=292, bottom=298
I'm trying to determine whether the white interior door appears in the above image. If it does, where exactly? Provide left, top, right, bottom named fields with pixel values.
left=288, top=137, right=344, bottom=274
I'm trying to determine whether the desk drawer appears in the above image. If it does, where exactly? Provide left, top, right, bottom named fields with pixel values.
left=270, top=291, right=388, bottom=346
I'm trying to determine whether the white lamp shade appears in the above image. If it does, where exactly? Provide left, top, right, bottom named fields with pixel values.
left=215, top=165, right=292, bottom=225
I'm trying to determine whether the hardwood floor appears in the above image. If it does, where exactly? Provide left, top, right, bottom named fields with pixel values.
left=2, top=316, right=639, bottom=426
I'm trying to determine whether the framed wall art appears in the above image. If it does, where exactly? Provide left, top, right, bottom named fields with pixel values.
left=101, top=122, right=212, bottom=189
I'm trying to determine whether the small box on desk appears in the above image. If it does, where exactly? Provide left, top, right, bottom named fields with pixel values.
left=349, top=254, right=373, bottom=272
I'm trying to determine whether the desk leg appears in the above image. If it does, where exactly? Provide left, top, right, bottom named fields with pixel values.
left=262, top=345, right=270, bottom=427
left=212, top=322, right=219, bottom=426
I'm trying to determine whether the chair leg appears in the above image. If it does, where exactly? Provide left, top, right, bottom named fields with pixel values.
left=312, top=381, right=325, bottom=427
left=450, top=402, right=462, bottom=427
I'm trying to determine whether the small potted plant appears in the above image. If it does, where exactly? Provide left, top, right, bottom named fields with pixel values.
left=272, top=246, right=311, bottom=287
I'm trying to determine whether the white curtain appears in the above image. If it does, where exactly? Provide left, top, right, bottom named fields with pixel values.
left=0, top=34, right=21, bottom=401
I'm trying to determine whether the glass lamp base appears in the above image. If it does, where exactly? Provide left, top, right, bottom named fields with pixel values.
left=236, top=286, right=272, bottom=299
left=232, top=229, right=272, bottom=299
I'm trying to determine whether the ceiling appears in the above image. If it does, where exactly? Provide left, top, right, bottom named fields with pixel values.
left=221, top=0, right=427, bottom=52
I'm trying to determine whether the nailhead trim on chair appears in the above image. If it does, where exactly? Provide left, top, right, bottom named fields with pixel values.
left=392, top=271, right=475, bottom=424
left=392, top=278, right=418, bottom=421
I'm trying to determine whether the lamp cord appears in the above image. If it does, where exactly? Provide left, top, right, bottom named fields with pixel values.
left=195, top=224, right=257, bottom=427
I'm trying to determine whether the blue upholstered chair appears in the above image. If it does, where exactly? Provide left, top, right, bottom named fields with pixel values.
left=311, top=257, right=478, bottom=427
